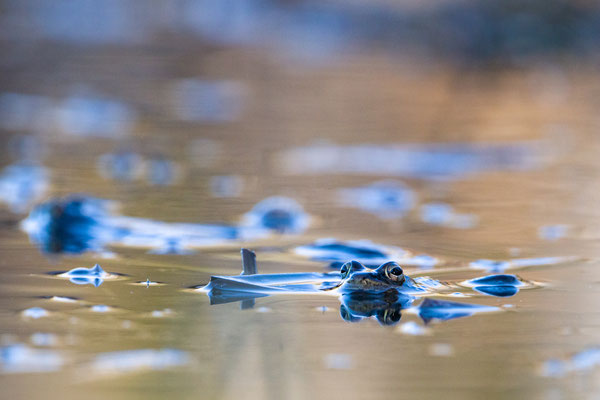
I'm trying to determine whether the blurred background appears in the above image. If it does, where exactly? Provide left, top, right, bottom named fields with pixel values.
left=1, top=1, right=600, bottom=399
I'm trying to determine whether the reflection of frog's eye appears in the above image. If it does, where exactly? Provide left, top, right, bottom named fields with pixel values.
left=340, top=262, right=351, bottom=279
left=376, top=308, right=402, bottom=326
left=340, top=304, right=361, bottom=323
left=382, top=262, right=405, bottom=284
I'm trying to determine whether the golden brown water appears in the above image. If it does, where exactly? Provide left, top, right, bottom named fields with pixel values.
left=2, top=2, right=600, bottom=399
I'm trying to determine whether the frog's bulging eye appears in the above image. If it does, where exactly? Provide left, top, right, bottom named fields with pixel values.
left=340, top=260, right=365, bottom=279
left=340, top=262, right=351, bottom=279
left=381, top=262, right=405, bottom=284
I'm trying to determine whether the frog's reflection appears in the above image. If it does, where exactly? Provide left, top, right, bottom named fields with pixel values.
left=339, top=291, right=414, bottom=326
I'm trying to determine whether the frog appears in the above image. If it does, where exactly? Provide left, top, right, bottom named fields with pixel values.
left=198, top=249, right=529, bottom=326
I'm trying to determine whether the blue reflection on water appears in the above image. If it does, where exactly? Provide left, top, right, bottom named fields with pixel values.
left=278, top=141, right=548, bottom=181
left=210, top=175, right=244, bottom=198
left=421, top=202, right=479, bottom=229
left=542, top=347, right=600, bottom=377
left=170, top=79, right=244, bottom=123
left=417, top=298, right=499, bottom=323
left=90, top=348, right=190, bottom=373
left=337, top=180, right=415, bottom=220
left=21, top=195, right=309, bottom=254
left=469, top=256, right=574, bottom=272
left=21, top=307, right=49, bottom=319
left=56, top=94, right=136, bottom=138
left=97, top=151, right=144, bottom=182
left=0, top=344, right=64, bottom=373
left=295, top=238, right=407, bottom=264
left=0, top=163, right=49, bottom=214
left=8, top=0, right=600, bottom=64
left=241, top=196, right=309, bottom=234
left=538, top=224, right=568, bottom=241
left=146, top=156, right=177, bottom=186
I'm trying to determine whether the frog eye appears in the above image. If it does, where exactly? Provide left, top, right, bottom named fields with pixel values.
left=340, top=262, right=351, bottom=279
left=381, top=262, right=405, bottom=284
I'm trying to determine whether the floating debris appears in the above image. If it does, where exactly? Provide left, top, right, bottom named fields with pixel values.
left=295, top=238, right=408, bottom=264
left=420, top=202, right=478, bottom=229
left=89, top=349, right=190, bottom=374
left=134, top=278, right=162, bottom=288
left=541, top=348, right=600, bottom=378
left=57, top=264, right=116, bottom=287
left=336, top=180, right=416, bottom=219
left=0, top=163, right=49, bottom=214
left=21, top=307, right=49, bottom=319
left=0, top=344, right=64, bottom=373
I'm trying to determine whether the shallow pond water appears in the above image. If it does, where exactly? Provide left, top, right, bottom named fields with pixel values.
left=2, top=2, right=600, bottom=399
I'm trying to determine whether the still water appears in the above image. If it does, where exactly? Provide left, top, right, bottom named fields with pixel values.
left=2, top=2, right=600, bottom=399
